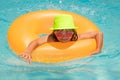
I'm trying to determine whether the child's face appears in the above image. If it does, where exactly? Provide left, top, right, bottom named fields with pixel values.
left=54, top=29, right=74, bottom=43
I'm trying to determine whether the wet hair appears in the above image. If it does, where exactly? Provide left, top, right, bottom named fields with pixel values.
left=50, top=29, right=78, bottom=42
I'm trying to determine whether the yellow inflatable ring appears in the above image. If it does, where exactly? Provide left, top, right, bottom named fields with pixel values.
left=8, top=10, right=100, bottom=63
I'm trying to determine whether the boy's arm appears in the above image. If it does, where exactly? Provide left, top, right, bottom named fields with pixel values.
left=25, top=35, right=49, bottom=54
left=78, top=31, right=103, bottom=54
left=20, top=35, right=49, bottom=64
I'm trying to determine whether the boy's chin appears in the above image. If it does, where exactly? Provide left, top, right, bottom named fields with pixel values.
left=60, top=40, right=69, bottom=43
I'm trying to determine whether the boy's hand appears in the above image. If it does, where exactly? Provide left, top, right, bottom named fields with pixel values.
left=19, top=52, right=32, bottom=64
left=91, top=49, right=101, bottom=55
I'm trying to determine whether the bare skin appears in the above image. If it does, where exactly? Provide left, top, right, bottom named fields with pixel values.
left=20, top=31, right=103, bottom=64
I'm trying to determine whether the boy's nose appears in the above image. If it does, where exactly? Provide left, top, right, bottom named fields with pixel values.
left=62, top=31, right=66, bottom=34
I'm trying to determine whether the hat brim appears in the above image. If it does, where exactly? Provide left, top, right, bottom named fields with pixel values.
left=50, top=27, right=78, bottom=30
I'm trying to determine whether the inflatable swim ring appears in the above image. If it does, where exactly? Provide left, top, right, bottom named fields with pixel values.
left=8, top=10, right=100, bottom=63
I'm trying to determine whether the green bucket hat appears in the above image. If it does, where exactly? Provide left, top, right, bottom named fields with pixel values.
left=50, top=14, right=78, bottom=30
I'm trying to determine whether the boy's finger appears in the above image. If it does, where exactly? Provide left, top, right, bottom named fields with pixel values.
left=28, top=56, right=32, bottom=64
left=28, top=59, right=32, bottom=64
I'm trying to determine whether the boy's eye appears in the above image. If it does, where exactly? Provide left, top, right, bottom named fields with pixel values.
left=66, top=33, right=73, bottom=37
left=56, top=33, right=62, bottom=37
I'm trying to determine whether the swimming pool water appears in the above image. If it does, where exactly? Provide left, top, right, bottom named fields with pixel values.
left=0, top=0, right=120, bottom=80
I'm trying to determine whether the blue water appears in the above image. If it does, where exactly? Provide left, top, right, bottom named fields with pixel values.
left=0, top=0, right=120, bottom=80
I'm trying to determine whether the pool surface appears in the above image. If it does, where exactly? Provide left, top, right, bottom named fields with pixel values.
left=0, top=0, right=120, bottom=80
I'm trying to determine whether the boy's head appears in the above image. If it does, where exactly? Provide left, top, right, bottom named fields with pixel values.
left=50, top=14, right=78, bottom=42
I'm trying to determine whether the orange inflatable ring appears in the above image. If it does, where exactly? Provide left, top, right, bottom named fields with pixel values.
left=8, top=10, right=100, bottom=63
